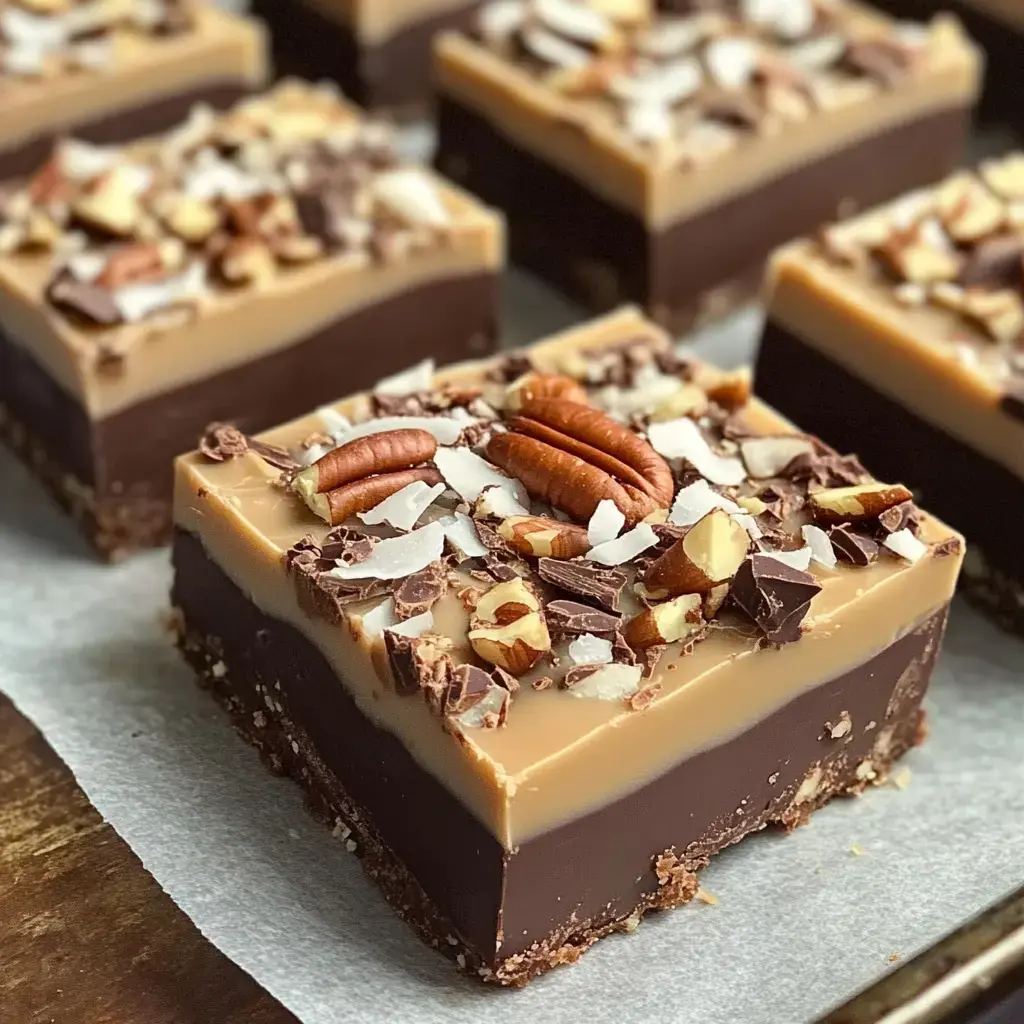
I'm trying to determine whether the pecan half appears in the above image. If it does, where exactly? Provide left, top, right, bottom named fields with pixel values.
left=486, top=397, right=673, bottom=524
left=506, top=372, right=589, bottom=411
left=292, top=428, right=441, bottom=525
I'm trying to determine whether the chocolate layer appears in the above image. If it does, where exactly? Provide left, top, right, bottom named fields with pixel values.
left=172, top=524, right=946, bottom=982
left=0, top=272, right=498, bottom=556
left=249, top=1, right=480, bottom=113
left=435, top=96, right=970, bottom=330
left=871, top=0, right=1024, bottom=129
left=0, top=82, right=252, bottom=183
left=755, top=319, right=1024, bottom=629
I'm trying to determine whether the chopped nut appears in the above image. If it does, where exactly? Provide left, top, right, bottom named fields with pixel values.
left=624, top=593, right=703, bottom=649
left=875, top=236, right=960, bottom=284
left=808, top=482, right=914, bottom=524
left=219, top=238, right=277, bottom=286
left=645, top=509, right=750, bottom=596
left=980, top=154, right=1024, bottom=201
left=469, top=612, right=551, bottom=675
left=72, top=166, right=145, bottom=236
left=934, top=174, right=1005, bottom=243
left=498, top=515, right=591, bottom=559
left=161, top=195, right=221, bottom=243
left=472, top=577, right=540, bottom=626
left=702, top=368, right=751, bottom=411
left=960, top=289, right=1024, bottom=343
left=648, top=384, right=708, bottom=422
left=506, top=372, right=588, bottom=411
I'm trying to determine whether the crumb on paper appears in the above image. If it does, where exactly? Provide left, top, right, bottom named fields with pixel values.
left=887, top=952, right=902, bottom=964
left=695, top=887, right=718, bottom=906
left=287, top=828, right=300, bottom=840
left=890, top=766, right=912, bottom=790
left=849, top=843, right=866, bottom=856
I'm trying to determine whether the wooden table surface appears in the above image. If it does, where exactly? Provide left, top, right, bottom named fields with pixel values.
left=0, top=692, right=299, bottom=1024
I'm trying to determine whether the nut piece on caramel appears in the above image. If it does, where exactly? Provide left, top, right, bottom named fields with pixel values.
left=473, top=577, right=540, bottom=626
left=470, top=579, right=552, bottom=675
left=644, top=509, right=750, bottom=596
left=498, top=515, right=591, bottom=559
left=808, top=482, right=913, bottom=524
left=624, top=594, right=703, bottom=649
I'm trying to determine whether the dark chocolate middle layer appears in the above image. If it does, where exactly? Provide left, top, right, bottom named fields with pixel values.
left=434, top=96, right=970, bottom=327
left=0, top=82, right=253, bottom=183
left=250, top=1, right=481, bottom=112
left=755, top=318, right=1024, bottom=583
left=0, top=272, right=497, bottom=548
left=172, top=526, right=946, bottom=974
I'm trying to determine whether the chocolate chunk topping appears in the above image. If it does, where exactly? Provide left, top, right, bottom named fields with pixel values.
left=932, top=537, right=963, bottom=558
left=538, top=558, right=627, bottom=613
left=546, top=600, right=621, bottom=636
left=957, top=234, right=1024, bottom=289
left=445, top=664, right=493, bottom=714
left=612, top=631, right=639, bottom=666
left=877, top=500, right=921, bottom=536
left=247, top=438, right=300, bottom=472
left=47, top=272, right=122, bottom=326
left=294, top=190, right=350, bottom=248
left=561, top=665, right=603, bottom=690
left=731, top=554, right=822, bottom=645
left=488, top=352, right=535, bottom=383
left=842, top=40, right=911, bottom=87
left=393, top=561, right=447, bottom=619
left=483, top=552, right=521, bottom=583
left=385, top=633, right=452, bottom=697
left=199, top=423, right=248, bottom=461
left=786, top=449, right=868, bottom=489
left=629, top=682, right=662, bottom=711
left=828, top=525, right=880, bottom=566
left=641, top=644, right=666, bottom=678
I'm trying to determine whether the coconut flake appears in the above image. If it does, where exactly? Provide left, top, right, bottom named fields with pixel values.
left=802, top=524, right=837, bottom=570
left=785, top=33, right=845, bottom=70
left=329, top=521, right=445, bottom=580
left=705, top=36, right=758, bottom=91
left=334, top=415, right=464, bottom=447
left=609, top=57, right=702, bottom=105
left=58, top=139, right=118, bottom=180
left=373, top=358, right=435, bottom=396
left=740, top=435, right=814, bottom=479
left=520, top=24, right=591, bottom=67
left=884, top=528, right=928, bottom=564
left=112, top=261, right=206, bottom=323
left=435, top=447, right=527, bottom=505
left=358, top=481, right=445, bottom=531
left=183, top=155, right=269, bottom=201
left=586, top=523, right=658, bottom=566
left=388, top=610, right=435, bottom=638
left=475, top=484, right=530, bottom=518
left=588, top=499, right=625, bottom=547
left=439, top=513, right=489, bottom=560
left=535, top=0, right=611, bottom=44
left=374, top=170, right=450, bottom=228
left=316, top=405, right=353, bottom=439
left=624, top=101, right=674, bottom=143
left=361, top=597, right=398, bottom=635
left=762, top=546, right=813, bottom=572
left=567, top=663, right=644, bottom=701
left=669, top=478, right=740, bottom=526
left=479, top=0, right=526, bottom=43
left=66, top=251, right=107, bottom=282
left=1, top=5, right=67, bottom=51
left=733, top=513, right=763, bottom=542
left=568, top=634, right=615, bottom=666
left=647, top=418, right=747, bottom=486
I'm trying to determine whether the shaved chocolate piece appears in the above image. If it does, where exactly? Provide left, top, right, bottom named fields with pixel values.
left=491, top=665, right=520, bottom=693
left=932, top=536, right=963, bottom=558
left=828, top=525, right=881, bottom=566
left=247, top=437, right=301, bottom=472
left=612, top=630, right=639, bottom=666
left=531, top=675, right=554, bottom=691
left=628, top=682, right=662, bottom=711
left=483, top=552, right=521, bottom=583
left=546, top=600, right=621, bottom=636
left=560, top=664, right=603, bottom=690
left=199, top=423, right=248, bottom=461
left=445, top=663, right=492, bottom=714
left=702, top=90, right=763, bottom=130
left=47, top=272, right=121, bottom=326
left=538, top=558, right=627, bottom=613
left=394, top=561, right=448, bottom=619
left=385, top=632, right=452, bottom=697
left=731, top=554, right=822, bottom=645
left=843, top=40, right=911, bottom=88
left=488, top=351, right=534, bottom=383
left=878, top=500, right=921, bottom=536
left=334, top=535, right=377, bottom=567
left=785, top=449, right=869, bottom=489
left=957, top=234, right=1024, bottom=289
left=641, top=644, right=666, bottom=678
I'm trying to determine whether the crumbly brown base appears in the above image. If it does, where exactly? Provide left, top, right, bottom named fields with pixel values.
left=175, top=614, right=925, bottom=987
left=0, top=403, right=169, bottom=561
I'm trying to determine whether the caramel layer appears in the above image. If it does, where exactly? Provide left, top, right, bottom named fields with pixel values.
left=0, top=7, right=267, bottom=157
left=766, top=243, right=1024, bottom=483
left=173, top=308, right=963, bottom=847
left=434, top=12, right=979, bottom=232
left=301, top=0, right=477, bottom=44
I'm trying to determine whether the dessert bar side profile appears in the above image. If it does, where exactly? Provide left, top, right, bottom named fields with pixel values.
left=0, top=82, right=503, bottom=559
left=0, top=2, right=268, bottom=180
left=755, top=153, right=1024, bottom=633
left=434, top=0, right=980, bottom=331
left=171, top=307, right=964, bottom=985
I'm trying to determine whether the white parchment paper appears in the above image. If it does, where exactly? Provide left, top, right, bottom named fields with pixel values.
left=1, top=270, right=1022, bottom=1024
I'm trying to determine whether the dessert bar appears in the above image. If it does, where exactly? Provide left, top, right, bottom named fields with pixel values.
left=0, top=82, right=502, bottom=559
left=249, top=0, right=482, bottom=114
left=0, top=1, right=266, bottom=180
left=171, top=306, right=964, bottom=984
left=434, top=0, right=980, bottom=331
left=756, top=156, right=1024, bottom=634
left=869, top=0, right=1024, bottom=129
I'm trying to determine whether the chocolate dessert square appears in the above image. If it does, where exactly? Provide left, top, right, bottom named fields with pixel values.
left=0, top=82, right=503, bottom=560
left=171, top=306, right=964, bottom=985
left=249, top=0, right=482, bottom=115
left=0, top=1, right=267, bottom=181
left=868, top=0, right=1024, bottom=129
left=434, top=0, right=980, bottom=332
left=756, top=154, right=1024, bottom=633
